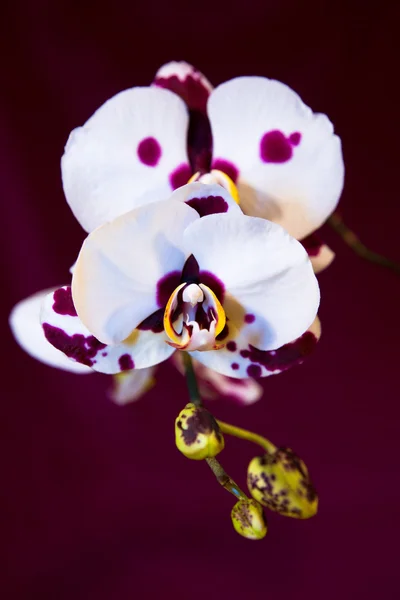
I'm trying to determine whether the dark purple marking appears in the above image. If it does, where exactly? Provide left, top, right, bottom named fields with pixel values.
left=102, top=352, right=108, bottom=357
left=216, top=323, right=229, bottom=341
left=260, top=130, right=293, bottom=163
left=300, top=232, right=324, bottom=257
left=226, top=340, right=237, bottom=352
left=119, top=354, right=134, bottom=371
left=248, top=331, right=318, bottom=372
left=153, top=72, right=213, bottom=173
left=244, top=313, right=255, bottom=324
left=195, top=305, right=211, bottom=331
left=181, top=254, right=200, bottom=283
left=137, top=308, right=165, bottom=334
left=231, top=363, right=239, bottom=370
left=156, top=271, right=181, bottom=307
left=169, top=163, right=192, bottom=190
left=186, top=195, right=228, bottom=218
left=199, top=271, right=225, bottom=303
left=240, top=349, right=250, bottom=358
left=188, top=111, right=213, bottom=173
left=137, top=137, right=162, bottom=167
left=176, top=406, right=222, bottom=447
left=52, top=287, right=77, bottom=317
left=211, top=158, right=239, bottom=184
left=247, top=364, right=262, bottom=378
left=154, top=73, right=210, bottom=113
left=289, top=132, right=302, bottom=146
left=43, top=324, right=106, bottom=367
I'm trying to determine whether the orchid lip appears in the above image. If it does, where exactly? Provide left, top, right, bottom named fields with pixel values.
left=188, top=170, right=240, bottom=205
left=163, top=281, right=226, bottom=352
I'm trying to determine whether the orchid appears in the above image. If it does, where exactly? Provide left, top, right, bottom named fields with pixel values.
left=8, top=61, right=336, bottom=538
left=9, top=58, right=339, bottom=397
left=39, top=182, right=319, bottom=378
left=61, top=60, right=344, bottom=272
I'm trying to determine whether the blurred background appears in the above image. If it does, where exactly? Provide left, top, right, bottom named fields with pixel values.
left=1, top=1, right=399, bottom=598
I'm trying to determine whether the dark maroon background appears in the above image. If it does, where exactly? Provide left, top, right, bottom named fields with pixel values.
left=2, top=2, right=399, bottom=598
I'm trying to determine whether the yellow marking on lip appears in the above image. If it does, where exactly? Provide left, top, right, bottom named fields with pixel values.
left=211, top=169, right=240, bottom=205
left=163, top=282, right=186, bottom=344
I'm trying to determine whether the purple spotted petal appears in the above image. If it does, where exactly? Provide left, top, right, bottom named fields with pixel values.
left=41, top=287, right=175, bottom=374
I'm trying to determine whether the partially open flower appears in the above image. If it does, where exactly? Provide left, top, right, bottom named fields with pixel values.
left=175, top=402, right=224, bottom=460
left=247, top=448, right=318, bottom=519
left=231, top=498, right=267, bottom=540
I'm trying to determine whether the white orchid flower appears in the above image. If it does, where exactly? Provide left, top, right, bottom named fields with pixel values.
left=9, top=61, right=332, bottom=400
left=39, top=183, right=320, bottom=379
left=61, top=61, right=343, bottom=272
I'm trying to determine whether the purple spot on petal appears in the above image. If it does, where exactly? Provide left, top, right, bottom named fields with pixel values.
left=260, top=130, right=293, bottom=163
left=186, top=195, right=228, bottom=217
left=226, top=341, right=237, bottom=352
left=240, top=349, right=250, bottom=358
left=199, top=271, right=225, bottom=303
left=248, top=331, right=318, bottom=373
left=102, top=352, right=108, bottom=357
left=156, top=271, right=181, bottom=307
left=137, top=137, right=162, bottom=167
left=137, top=308, right=165, bottom=334
left=43, top=324, right=106, bottom=367
left=247, top=364, right=262, bottom=378
left=244, top=313, right=255, bottom=324
left=289, top=132, right=302, bottom=146
left=211, top=158, right=239, bottom=183
left=300, top=232, right=324, bottom=257
left=119, top=354, right=134, bottom=371
left=170, top=163, right=192, bottom=189
left=231, top=363, right=239, bottom=371
left=52, top=287, right=77, bottom=316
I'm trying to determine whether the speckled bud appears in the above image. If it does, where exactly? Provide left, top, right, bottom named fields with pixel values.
left=247, top=448, right=318, bottom=519
left=175, top=403, right=225, bottom=460
left=231, top=499, right=267, bottom=540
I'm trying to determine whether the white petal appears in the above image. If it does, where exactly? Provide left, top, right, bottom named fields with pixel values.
left=153, top=61, right=213, bottom=111
left=9, top=289, right=92, bottom=374
left=108, top=367, right=156, bottom=404
left=183, top=214, right=320, bottom=350
left=191, top=317, right=321, bottom=379
left=62, top=87, right=192, bottom=232
left=208, top=77, right=344, bottom=239
left=72, top=200, right=199, bottom=345
left=41, top=288, right=175, bottom=374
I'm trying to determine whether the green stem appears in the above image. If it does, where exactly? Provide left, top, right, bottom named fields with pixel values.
left=182, top=352, right=202, bottom=406
left=328, top=212, right=400, bottom=276
left=206, top=457, right=248, bottom=501
left=217, top=420, right=276, bottom=454
left=182, top=353, right=248, bottom=501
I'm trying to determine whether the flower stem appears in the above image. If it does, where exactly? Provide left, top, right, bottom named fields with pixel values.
left=182, top=352, right=202, bottom=406
left=328, top=212, right=400, bottom=275
left=217, top=420, right=277, bottom=454
left=182, top=353, right=248, bottom=501
left=206, top=457, right=248, bottom=500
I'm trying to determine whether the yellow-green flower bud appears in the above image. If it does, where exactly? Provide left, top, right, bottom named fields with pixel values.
left=231, top=499, right=267, bottom=540
left=175, top=403, right=225, bottom=460
left=247, top=448, right=318, bottom=519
